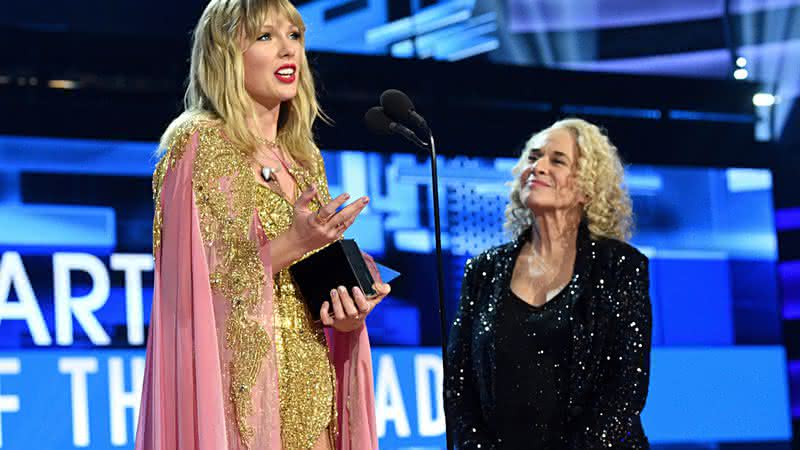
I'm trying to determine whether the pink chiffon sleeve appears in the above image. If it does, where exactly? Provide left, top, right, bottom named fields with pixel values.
left=135, top=125, right=282, bottom=450
left=331, top=325, right=379, bottom=450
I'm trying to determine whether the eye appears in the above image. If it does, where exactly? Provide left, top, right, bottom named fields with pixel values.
left=289, top=31, right=301, bottom=40
left=257, top=32, right=271, bottom=41
left=554, top=159, right=566, bottom=165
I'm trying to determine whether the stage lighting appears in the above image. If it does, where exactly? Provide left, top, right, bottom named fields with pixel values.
left=733, top=68, right=749, bottom=80
left=736, top=57, right=747, bottom=68
left=753, top=93, right=776, bottom=107
left=48, top=79, right=79, bottom=89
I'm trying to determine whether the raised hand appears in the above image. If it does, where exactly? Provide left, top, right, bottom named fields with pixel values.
left=288, top=185, right=369, bottom=255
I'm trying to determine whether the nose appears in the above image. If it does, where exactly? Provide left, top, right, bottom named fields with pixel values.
left=278, top=36, right=296, bottom=59
left=533, top=157, right=548, bottom=175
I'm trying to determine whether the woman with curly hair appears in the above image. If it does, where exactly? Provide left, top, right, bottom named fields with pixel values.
left=445, top=118, right=652, bottom=449
left=134, top=0, right=387, bottom=449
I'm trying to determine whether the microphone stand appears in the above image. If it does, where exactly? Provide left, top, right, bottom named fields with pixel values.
left=427, top=131, right=454, bottom=450
left=404, top=127, right=453, bottom=450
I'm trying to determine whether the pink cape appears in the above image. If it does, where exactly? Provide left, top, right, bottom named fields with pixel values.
left=135, top=130, right=378, bottom=449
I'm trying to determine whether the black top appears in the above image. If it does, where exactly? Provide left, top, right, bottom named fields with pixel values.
left=445, top=223, right=652, bottom=450
left=494, top=288, right=573, bottom=449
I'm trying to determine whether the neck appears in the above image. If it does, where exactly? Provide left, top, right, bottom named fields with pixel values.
left=529, top=207, right=581, bottom=258
left=250, top=100, right=282, bottom=143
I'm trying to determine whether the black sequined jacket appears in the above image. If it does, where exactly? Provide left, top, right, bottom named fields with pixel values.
left=445, top=226, right=652, bottom=449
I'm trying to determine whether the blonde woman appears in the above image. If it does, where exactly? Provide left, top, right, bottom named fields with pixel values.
left=445, top=119, right=652, bottom=449
left=134, top=0, right=388, bottom=449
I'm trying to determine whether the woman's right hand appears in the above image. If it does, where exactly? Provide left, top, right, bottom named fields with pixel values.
left=268, top=185, right=369, bottom=273
left=287, top=185, right=370, bottom=255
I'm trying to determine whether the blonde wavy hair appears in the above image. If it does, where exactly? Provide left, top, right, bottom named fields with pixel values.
left=504, top=118, right=633, bottom=242
left=159, top=0, right=324, bottom=168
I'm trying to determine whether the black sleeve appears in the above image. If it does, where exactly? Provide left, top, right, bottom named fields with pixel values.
left=444, top=256, right=498, bottom=450
left=581, top=252, right=652, bottom=449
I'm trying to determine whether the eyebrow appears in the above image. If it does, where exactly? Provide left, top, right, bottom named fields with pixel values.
left=552, top=150, right=571, bottom=160
left=260, top=21, right=300, bottom=30
left=529, top=148, right=571, bottom=160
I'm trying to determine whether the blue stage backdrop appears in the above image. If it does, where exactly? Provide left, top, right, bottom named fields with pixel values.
left=0, top=135, right=792, bottom=449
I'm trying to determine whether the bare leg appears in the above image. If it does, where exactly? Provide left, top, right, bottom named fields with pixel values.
left=310, top=426, right=334, bottom=450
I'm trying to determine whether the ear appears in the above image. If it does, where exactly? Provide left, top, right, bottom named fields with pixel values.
left=238, top=28, right=251, bottom=52
left=577, top=190, right=589, bottom=206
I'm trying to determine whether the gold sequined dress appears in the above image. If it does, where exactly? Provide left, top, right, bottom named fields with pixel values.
left=140, top=120, right=368, bottom=450
left=255, top=154, right=338, bottom=450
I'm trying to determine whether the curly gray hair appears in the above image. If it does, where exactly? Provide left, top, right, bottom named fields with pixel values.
left=504, top=118, right=633, bottom=241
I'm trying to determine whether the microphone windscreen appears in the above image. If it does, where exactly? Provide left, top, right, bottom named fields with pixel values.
left=380, top=89, right=415, bottom=122
left=364, top=106, right=393, bottom=135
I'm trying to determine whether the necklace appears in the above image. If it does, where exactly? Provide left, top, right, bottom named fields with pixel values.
left=255, top=145, right=304, bottom=204
left=266, top=146, right=294, bottom=172
left=256, top=135, right=279, bottom=148
left=260, top=165, right=279, bottom=182
left=255, top=135, right=283, bottom=182
left=255, top=139, right=291, bottom=183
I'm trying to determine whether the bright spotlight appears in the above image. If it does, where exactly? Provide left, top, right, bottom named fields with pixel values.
left=48, top=79, right=79, bottom=89
left=733, top=68, right=749, bottom=80
left=736, top=57, right=747, bottom=68
left=752, top=93, right=776, bottom=107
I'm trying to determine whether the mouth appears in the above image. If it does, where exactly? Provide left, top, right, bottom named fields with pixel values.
left=527, top=177, right=551, bottom=188
left=274, top=64, right=297, bottom=84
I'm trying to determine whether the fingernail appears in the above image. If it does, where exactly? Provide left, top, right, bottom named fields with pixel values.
left=354, top=287, right=363, bottom=296
left=338, top=286, right=347, bottom=293
left=362, top=197, right=370, bottom=204
left=344, top=193, right=350, bottom=200
left=330, top=289, right=337, bottom=298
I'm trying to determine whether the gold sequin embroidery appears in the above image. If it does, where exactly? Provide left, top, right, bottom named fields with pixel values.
left=255, top=152, right=338, bottom=450
left=152, top=122, right=271, bottom=446
left=152, top=121, right=202, bottom=256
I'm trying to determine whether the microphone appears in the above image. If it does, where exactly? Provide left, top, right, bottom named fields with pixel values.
left=380, top=89, right=429, bottom=133
left=364, top=106, right=428, bottom=148
left=364, top=93, right=452, bottom=450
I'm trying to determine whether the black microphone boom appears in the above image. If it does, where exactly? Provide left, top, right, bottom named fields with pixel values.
left=364, top=96, right=453, bottom=450
left=364, top=106, right=428, bottom=149
left=380, top=89, right=429, bottom=132
left=364, top=106, right=393, bottom=135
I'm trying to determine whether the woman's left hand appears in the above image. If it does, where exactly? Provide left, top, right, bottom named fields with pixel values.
left=320, top=283, right=391, bottom=332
